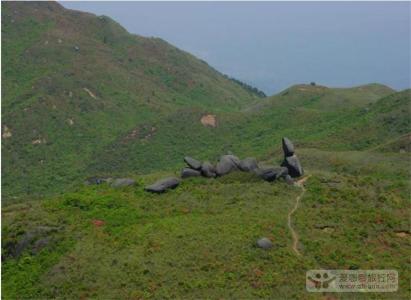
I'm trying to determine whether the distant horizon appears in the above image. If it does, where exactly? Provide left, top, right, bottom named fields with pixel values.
left=61, top=1, right=410, bottom=95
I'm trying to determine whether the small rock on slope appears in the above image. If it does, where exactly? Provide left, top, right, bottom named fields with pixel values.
left=256, top=237, right=273, bottom=249
left=111, top=178, right=135, bottom=188
left=181, top=168, right=201, bottom=178
left=184, top=156, right=202, bottom=170
left=145, top=177, right=180, bottom=193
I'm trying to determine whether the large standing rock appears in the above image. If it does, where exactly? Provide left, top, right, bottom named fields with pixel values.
left=181, top=168, right=201, bottom=178
left=145, top=177, right=180, bottom=193
left=254, top=166, right=289, bottom=182
left=111, top=178, right=136, bottom=188
left=184, top=156, right=202, bottom=170
left=239, top=157, right=258, bottom=172
left=282, top=137, right=295, bottom=157
left=281, top=155, right=303, bottom=178
left=215, top=155, right=240, bottom=176
left=201, top=161, right=216, bottom=178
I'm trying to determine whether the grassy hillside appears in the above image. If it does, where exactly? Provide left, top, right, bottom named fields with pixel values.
left=85, top=88, right=410, bottom=180
left=2, top=2, right=410, bottom=299
left=1, top=1, right=262, bottom=202
left=3, top=2, right=409, bottom=203
left=2, top=148, right=410, bottom=299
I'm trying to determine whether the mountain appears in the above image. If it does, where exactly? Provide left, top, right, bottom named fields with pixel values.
left=1, top=1, right=263, bottom=202
left=2, top=2, right=410, bottom=299
left=3, top=2, right=408, bottom=203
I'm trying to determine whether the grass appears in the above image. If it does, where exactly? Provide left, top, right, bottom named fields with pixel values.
left=2, top=149, right=410, bottom=299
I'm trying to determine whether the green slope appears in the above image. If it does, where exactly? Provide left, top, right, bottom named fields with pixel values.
left=2, top=149, right=410, bottom=299
left=3, top=2, right=408, bottom=203
left=87, top=88, right=410, bottom=180
left=1, top=1, right=262, bottom=202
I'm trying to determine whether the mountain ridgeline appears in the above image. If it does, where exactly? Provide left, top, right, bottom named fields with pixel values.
left=2, top=1, right=410, bottom=202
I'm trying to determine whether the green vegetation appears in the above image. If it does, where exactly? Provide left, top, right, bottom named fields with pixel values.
left=2, top=2, right=409, bottom=203
left=2, top=149, right=410, bottom=299
left=1, top=1, right=261, bottom=202
left=223, top=74, right=267, bottom=98
left=2, top=2, right=410, bottom=299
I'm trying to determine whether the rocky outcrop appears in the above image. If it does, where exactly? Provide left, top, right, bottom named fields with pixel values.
left=3, top=226, right=61, bottom=259
left=100, top=138, right=304, bottom=195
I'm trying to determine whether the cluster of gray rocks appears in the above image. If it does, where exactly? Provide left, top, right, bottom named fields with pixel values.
left=144, top=137, right=303, bottom=193
left=83, top=137, right=304, bottom=250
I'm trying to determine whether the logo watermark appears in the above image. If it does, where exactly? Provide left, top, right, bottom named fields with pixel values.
left=306, top=270, right=398, bottom=292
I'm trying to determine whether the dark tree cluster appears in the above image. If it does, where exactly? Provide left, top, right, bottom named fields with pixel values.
left=223, top=74, right=267, bottom=98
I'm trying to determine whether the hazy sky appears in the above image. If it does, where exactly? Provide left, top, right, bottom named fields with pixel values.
left=61, top=1, right=410, bottom=95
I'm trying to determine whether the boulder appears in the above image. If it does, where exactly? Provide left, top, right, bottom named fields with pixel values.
left=145, top=177, right=180, bottom=193
left=256, top=237, right=273, bottom=250
left=282, top=137, right=295, bottom=157
left=201, top=161, right=216, bottom=178
left=226, top=154, right=241, bottom=168
left=111, top=178, right=135, bottom=188
left=215, top=155, right=240, bottom=176
left=254, top=166, right=288, bottom=182
left=181, top=168, right=201, bottom=179
left=282, top=155, right=303, bottom=178
left=184, top=156, right=202, bottom=170
left=239, top=157, right=258, bottom=172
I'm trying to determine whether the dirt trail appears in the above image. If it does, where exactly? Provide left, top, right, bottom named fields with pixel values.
left=287, top=175, right=311, bottom=256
